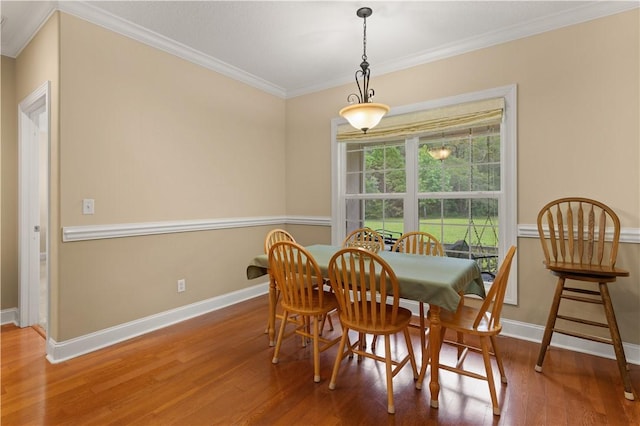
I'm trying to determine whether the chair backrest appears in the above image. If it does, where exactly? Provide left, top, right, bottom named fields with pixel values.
left=474, top=246, right=516, bottom=330
left=392, top=231, right=445, bottom=256
left=328, top=247, right=401, bottom=327
left=264, top=229, right=295, bottom=254
left=342, top=228, right=384, bottom=253
left=268, top=241, right=326, bottom=311
left=537, top=198, right=620, bottom=268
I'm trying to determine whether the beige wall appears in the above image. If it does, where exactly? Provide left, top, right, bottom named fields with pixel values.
left=3, top=10, right=638, bottom=346
left=59, top=14, right=286, bottom=225
left=286, top=10, right=640, bottom=344
left=54, top=13, right=286, bottom=340
left=1, top=55, right=19, bottom=309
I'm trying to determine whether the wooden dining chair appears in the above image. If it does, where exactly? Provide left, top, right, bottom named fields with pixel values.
left=263, top=229, right=296, bottom=338
left=264, top=228, right=295, bottom=254
left=327, top=247, right=418, bottom=414
left=535, top=197, right=634, bottom=400
left=342, top=227, right=385, bottom=253
left=420, top=245, right=516, bottom=416
left=388, top=231, right=445, bottom=352
left=341, top=227, right=385, bottom=348
left=392, top=231, right=444, bottom=256
left=269, top=241, right=341, bottom=383
left=264, top=229, right=334, bottom=340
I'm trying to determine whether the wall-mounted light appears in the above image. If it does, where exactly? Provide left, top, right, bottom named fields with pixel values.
left=428, top=146, right=452, bottom=161
left=339, top=7, right=389, bottom=134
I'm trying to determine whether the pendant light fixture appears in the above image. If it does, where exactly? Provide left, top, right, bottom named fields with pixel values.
left=339, top=7, right=389, bottom=134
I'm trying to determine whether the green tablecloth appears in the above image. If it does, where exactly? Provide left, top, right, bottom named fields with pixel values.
left=247, top=244, right=485, bottom=312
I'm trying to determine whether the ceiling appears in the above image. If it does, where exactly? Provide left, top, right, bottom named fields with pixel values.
left=1, top=1, right=637, bottom=98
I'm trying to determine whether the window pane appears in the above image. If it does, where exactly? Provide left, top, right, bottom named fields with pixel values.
left=345, top=198, right=404, bottom=241
left=346, top=145, right=365, bottom=195
left=418, top=128, right=500, bottom=193
left=347, top=142, right=406, bottom=194
left=417, top=197, right=499, bottom=279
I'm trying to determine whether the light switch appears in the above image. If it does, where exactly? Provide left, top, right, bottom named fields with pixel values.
left=82, top=198, right=95, bottom=215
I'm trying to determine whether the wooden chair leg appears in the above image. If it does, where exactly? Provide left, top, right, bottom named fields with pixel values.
left=329, top=330, right=351, bottom=390
left=319, top=281, right=335, bottom=335
left=416, top=338, right=430, bottom=390
left=384, top=334, right=395, bottom=414
left=320, top=312, right=334, bottom=335
left=272, top=310, right=290, bottom=364
left=313, top=315, right=321, bottom=383
left=456, top=331, right=465, bottom=360
left=536, top=277, right=565, bottom=372
left=480, top=336, right=500, bottom=416
left=358, top=333, right=367, bottom=360
left=404, top=328, right=419, bottom=379
left=490, top=335, right=507, bottom=384
left=600, top=283, right=636, bottom=400
left=454, top=293, right=465, bottom=360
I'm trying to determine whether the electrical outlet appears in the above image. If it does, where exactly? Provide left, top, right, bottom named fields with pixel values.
left=177, top=279, right=186, bottom=293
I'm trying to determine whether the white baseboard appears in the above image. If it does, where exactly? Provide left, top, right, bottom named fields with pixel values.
left=400, top=299, right=639, bottom=366
left=500, top=317, right=640, bottom=366
left=1, top=308, right=19, bottom=325
left=46, top=281, right=270, bottom=363
left=44, top=288, right=638, bottom=366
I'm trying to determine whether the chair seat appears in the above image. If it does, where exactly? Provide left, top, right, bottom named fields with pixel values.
left=339, top=304, right=413, bottom=335
left=436, top=305, right=501, bottom=336
left=545, top=261, right=628, bottom=279
left=281, top=291, right=339, bottom=317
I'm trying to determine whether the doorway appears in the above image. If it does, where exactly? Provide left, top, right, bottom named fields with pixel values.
left=18, top=81, right=50, bottom=338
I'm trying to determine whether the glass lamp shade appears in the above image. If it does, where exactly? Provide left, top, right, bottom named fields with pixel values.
left=429, top=147, right=452, bottom=161
left=339, top=102, right=390, bottom=133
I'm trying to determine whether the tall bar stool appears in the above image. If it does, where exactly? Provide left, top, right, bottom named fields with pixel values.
left=535, top=197, right=635, bottom=401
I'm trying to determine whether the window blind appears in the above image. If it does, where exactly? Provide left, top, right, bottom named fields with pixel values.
left=337, top=97, right=504, bottom=142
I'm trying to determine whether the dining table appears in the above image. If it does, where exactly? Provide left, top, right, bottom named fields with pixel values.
left=246, top=244, right=485, bottom=409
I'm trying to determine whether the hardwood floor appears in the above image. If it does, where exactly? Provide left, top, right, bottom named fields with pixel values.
left=2, top=295, right=638, bottom=425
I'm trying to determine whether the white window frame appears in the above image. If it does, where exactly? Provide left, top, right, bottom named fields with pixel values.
left=331, top=84, right=518, bottom=304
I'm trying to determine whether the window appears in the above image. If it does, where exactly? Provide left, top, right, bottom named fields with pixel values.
left=331, top=85, right=517, bottom=303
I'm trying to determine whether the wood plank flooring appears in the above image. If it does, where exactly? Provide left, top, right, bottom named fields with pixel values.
left=2, top=295, right=639, bottom=425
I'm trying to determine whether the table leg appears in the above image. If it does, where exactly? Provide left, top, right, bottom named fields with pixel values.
left=267, top=273, right=276, bottom=346
left=428, top=305, right=441, bottom=409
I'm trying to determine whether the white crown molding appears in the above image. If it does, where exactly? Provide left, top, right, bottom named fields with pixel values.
left=56, top=1, right=286, bottom=98
left=0, top=5, right=56, bottom=58
left=518, top=224, right=640, bottom=244
left=62, top=215, right=333, bottom=242
left=4, top=1, right=636, bottom=98
left=288, top=2, right=640, bottom=98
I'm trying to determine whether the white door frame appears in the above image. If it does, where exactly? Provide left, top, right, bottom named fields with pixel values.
left=18, top=81, right=50, bottom=329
